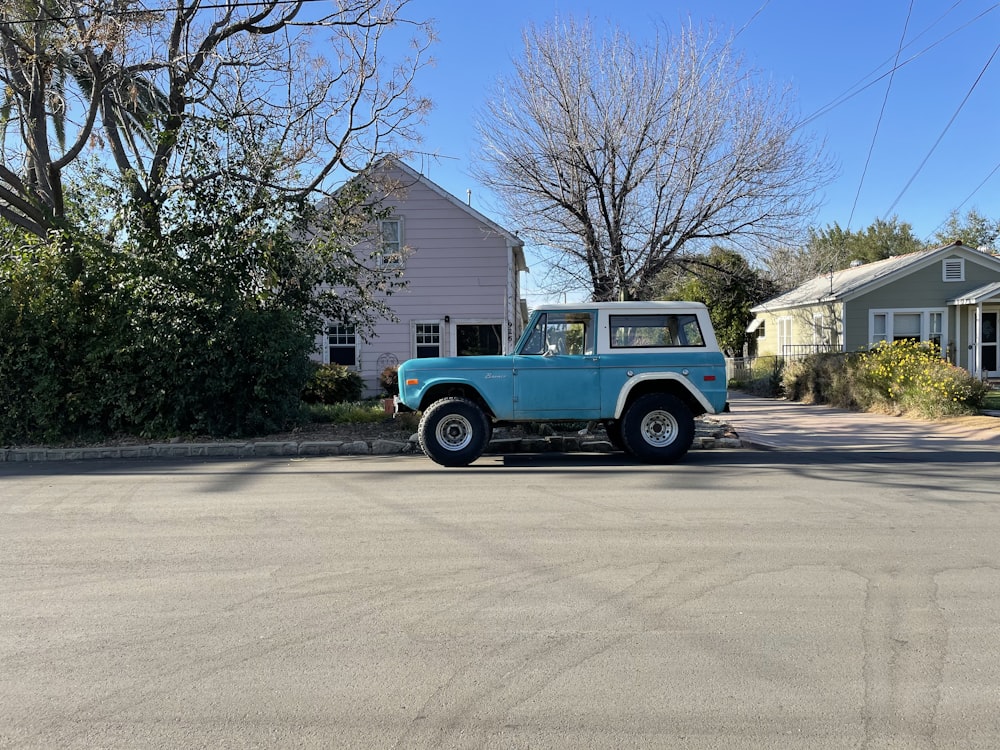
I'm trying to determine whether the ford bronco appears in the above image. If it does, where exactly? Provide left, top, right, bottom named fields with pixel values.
left=396, top=301, right=728, bottom=466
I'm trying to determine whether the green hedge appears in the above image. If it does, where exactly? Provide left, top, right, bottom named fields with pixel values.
left=0, top=231, right=314, bottom=443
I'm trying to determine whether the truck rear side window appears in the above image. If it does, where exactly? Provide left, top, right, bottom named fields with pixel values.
left=609, top=314, right=705, bottom=348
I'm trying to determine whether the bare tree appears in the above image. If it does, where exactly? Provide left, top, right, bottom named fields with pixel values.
left=474, top=16, right=833, bottom=301
left=0, top=0, right=433, bottom=238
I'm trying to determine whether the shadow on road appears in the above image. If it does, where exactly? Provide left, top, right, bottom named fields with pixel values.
left=2, top=446, right=997, bottom=483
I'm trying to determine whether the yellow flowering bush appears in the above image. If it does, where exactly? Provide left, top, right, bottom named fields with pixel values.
left=854, top=339, right=988, bottom=418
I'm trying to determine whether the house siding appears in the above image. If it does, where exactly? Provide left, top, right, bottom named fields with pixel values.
left=752, top=303, right=842, bottom=357
left=846, top=252, right=1000, bottom=368
left=314, top=161, right=525, bottom=396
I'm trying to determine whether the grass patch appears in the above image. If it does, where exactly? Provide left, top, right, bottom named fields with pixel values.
left=301, top=400, right=390, bottom=425
left=983, top=390, right=1000, bottom=411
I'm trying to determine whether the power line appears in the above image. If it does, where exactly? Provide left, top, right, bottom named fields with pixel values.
left=798, top=2, right=999, bottom=131
left=923, top=160, right=1000, bottom=242
left=883, top=39, right=1000, bottom=218
left=848, top=0, right=914, bottom=230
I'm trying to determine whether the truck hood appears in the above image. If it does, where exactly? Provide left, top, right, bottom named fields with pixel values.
left=399, top=355, right=514, bottom=374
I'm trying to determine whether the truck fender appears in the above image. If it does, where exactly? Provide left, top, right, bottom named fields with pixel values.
left=613, top=372, right=716, bottom=419
left=411, top=376, right=503, bottom=418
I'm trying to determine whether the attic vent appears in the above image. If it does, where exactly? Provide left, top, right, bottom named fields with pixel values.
left=943, top=258, right=964, bottom=282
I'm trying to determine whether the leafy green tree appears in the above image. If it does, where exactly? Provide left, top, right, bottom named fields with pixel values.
left=765, top=217, right=924, bottom=292
left=0, top=137, right=401, bottom=443
left=933, top=209, right=999, bottom=251
left=655, top=246, right=777, bottom=356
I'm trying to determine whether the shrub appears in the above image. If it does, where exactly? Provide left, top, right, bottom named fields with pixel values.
left=781, top=353, right=857, bottom=409
left=790, top=340, right=989, bottom=418
left=0, top=227, right=318, bottom=443
left=855, top=341, right=987, bottom=418
left=379, top=365, right=400, bottom=396
left=735, top=356, right=784, bottom=397
left=301, top=363, right=365, bottom=405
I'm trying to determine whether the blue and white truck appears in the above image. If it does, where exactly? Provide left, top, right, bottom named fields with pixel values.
left=396, top=302, right=728, bottom=466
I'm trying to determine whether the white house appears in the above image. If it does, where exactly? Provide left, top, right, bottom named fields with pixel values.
left=314, top=160, right=529, bottom=396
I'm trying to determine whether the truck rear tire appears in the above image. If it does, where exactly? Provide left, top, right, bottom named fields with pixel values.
left=621, top=393, right=694, bottom=463
left=418, top=397, right=492, bottom=467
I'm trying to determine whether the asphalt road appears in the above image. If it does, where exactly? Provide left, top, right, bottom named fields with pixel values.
left=3, top=448, right=1000, bottom=749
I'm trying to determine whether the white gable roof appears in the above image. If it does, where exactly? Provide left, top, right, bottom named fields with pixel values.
left=752, top=241, right=1000, bottom=312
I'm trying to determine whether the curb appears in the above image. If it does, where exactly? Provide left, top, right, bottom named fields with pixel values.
left=1, top=428, right=744, bottom=463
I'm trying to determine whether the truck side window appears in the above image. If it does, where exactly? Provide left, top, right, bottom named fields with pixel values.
left=609, top=314, right=706, bottom=348
left=519, top=312, right=595, bottom=355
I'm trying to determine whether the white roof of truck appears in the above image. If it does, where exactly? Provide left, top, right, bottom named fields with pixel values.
left=531, top=301, right=708, bottom=312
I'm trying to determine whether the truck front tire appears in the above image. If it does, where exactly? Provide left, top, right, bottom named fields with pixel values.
left=621, top=393, right=694, bottom=463
left=418, top=397, right=492, bottom=467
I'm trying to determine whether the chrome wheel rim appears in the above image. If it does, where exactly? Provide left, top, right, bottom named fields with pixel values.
left=640, top=409, right=678, bottom=447
left=436, top=414, right=473, bottom=451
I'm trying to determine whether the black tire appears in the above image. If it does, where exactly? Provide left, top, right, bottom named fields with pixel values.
left=417, top=397, right=492, bottom=467
left=620, top=393, right=695, bottom=464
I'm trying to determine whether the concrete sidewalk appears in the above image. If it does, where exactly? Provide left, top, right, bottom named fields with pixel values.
left=726, top=391, right=1000, bottom=452
left=4, top=394, right=997, bottom=462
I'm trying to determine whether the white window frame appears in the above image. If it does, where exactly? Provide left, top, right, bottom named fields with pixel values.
left=777, top=317, right=792, bottom=355
left=327, top=324, right=359, bottom=369
left=377, top=218, right=405, bottom=270
left=812, top=313, right=826, bottom=346
left=413, top=321, right=442, bottom=358
left=942, top=258, right=965, bottom=282
left=868, top=308, right=948, bottom=350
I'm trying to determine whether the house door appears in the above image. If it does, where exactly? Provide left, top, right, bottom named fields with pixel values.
left=983, top=311, right=998, bottom=376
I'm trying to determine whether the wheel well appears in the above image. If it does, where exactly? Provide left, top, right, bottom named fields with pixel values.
left=419, top=384, right=494, bottom=418
left=621, top=380, right=706, bottom=417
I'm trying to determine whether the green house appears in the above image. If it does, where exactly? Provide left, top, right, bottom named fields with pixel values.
left=747, top=241, right=1000, bottom=378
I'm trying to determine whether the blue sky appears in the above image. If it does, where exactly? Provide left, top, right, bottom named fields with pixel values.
left=406, top=0, right=998, bottom=294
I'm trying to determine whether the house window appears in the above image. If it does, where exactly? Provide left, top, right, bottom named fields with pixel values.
left=812, top=314, right=826, bottom=345
left=869, top=309, right=946, bottom=348
left=415, top=323, right=441, bottom=358
left=942, top=258, right=964, bottom=282
left=777, top=317, right=792, bottom=355
left=457, top=324, right=503, bottom=356
left=757, top=321, right=766, bottom=339
left=328, top=324, right=357, bottom=367
left=873, top=313, right=887, bottom=343
left=892, top=313, right=921, bottom=342
left=929, top=312, right=943, bottom=351
left=378, top=219, right=404, bottom=269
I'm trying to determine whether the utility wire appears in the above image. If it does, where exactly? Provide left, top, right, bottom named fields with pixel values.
left=798, top=2, right=998, bottom=130
left=883, top=39, right=1000, bottom=218
left=923, top=159, right=1000, bottom=242
left=848, top=0, right=914, bottom=230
